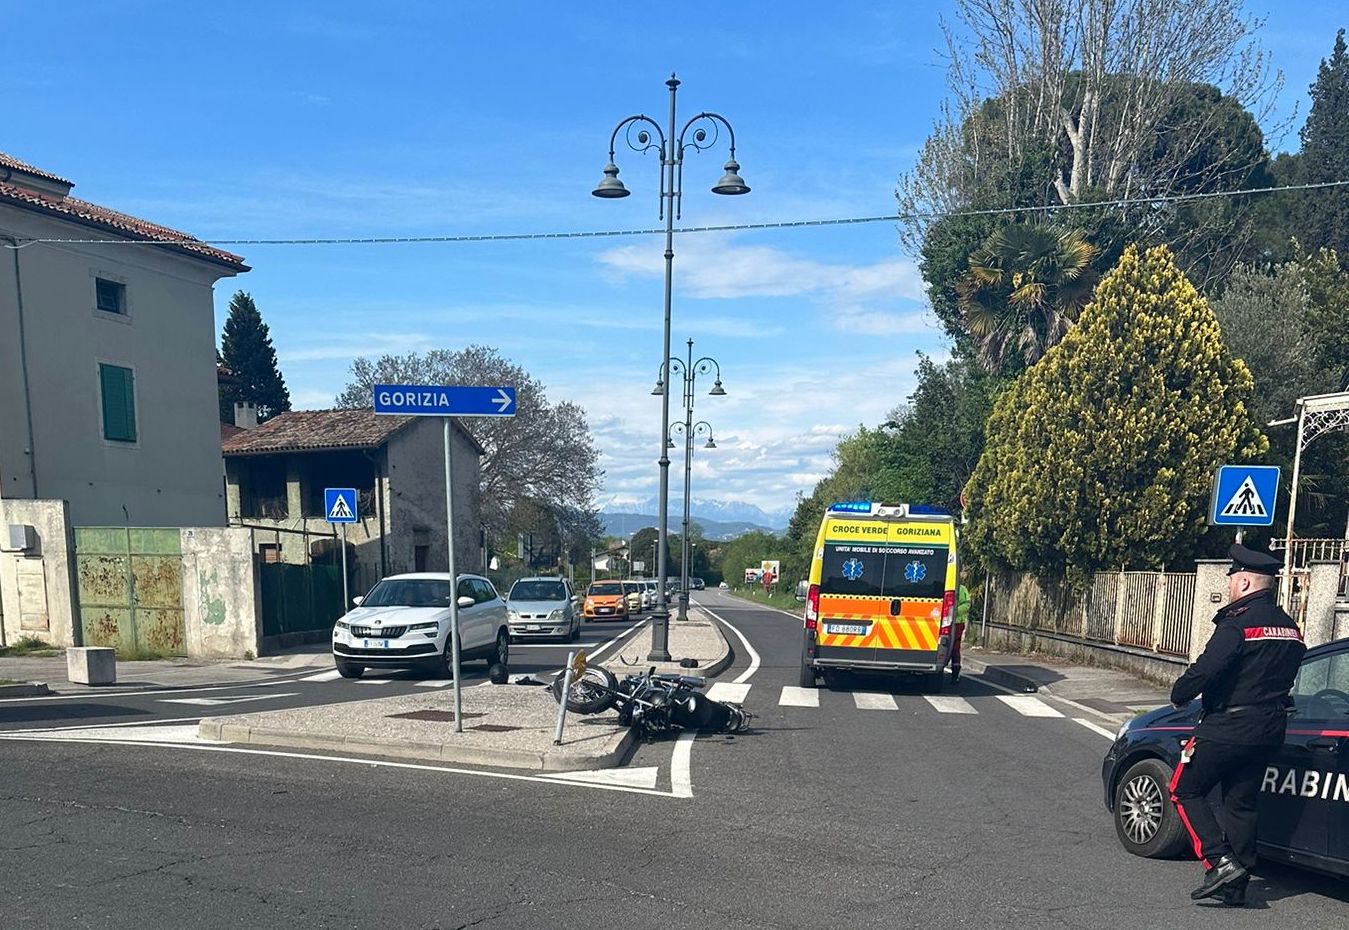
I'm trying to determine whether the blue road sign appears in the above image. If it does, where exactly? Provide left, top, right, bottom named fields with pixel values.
left=324, top=488, right=359, bottom=524
left=1209, top=465, right=1280, bottom=527
left=373, top=384, right=516, bottom=417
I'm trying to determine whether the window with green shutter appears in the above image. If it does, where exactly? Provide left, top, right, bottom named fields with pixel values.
left=99, top=364, right=137, bottom=442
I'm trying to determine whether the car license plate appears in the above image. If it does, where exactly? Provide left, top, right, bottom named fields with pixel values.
left=825, top=623, right=869, bottom=636
left=599, top=607, right=612, bottom=614
left=362, top=639, right=390, bottom=649
left=527, top=624, right=540, bottom=631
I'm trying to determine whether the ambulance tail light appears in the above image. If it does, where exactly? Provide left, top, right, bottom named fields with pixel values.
left=805, top=584, right=820, bottom=631
left=939, top=590, right=956, bottom=638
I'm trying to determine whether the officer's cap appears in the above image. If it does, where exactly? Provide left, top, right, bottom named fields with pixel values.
left=1227, top=543, right=1281, bottom=577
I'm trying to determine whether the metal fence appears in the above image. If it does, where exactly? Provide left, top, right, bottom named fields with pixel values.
left=996, top=569, right=1196, bottom=658
left=1270, top=538, right=1347, bottom=600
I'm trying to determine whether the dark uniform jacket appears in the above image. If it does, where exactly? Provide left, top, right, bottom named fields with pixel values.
left=1171, top=588, right=1305, bottom=746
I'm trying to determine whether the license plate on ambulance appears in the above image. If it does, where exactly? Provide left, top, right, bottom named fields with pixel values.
left=825, top=623, right=869, bottom=636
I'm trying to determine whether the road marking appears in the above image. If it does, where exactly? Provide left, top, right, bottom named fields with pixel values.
left=1074, top=717, right=1118, bottom=740
left=696, top=604, right=761, bottom=685
left=355, top=678, right=395, bottom=685
left=414, top=680, right=452, bottom=688
left=706, top=682, right=751, bottom=703
left=670, top=732, right=695, bottom=798
left=300, top=670, right=342, bottom=682
left=997, top=695, right=1064, bottom=718
left=779, top=686, right=820, bottom=708
left=540, top=766, right=660, bottom=790
left=2, top=723, right=206, bottom=743
left=852, top=692, right=899, bottom=710
left=924, top=695, right=978, bottom=714
left=160, top=692, right=300, bottom=707
left=579, top=621, right=644, bottom=664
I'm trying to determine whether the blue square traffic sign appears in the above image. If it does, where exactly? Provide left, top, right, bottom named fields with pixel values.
left=1209, top=465, right=1280, bottom=527
left=324, top=488, right=358, bottom=524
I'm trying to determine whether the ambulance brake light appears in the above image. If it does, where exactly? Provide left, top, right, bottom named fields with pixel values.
left=939, top=590, right=956, bottom=637
left=805, top=584, right=820, bottom=631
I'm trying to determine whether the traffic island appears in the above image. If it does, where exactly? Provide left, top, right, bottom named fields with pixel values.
left=199, top=683, right=635, bottom=772
left=0, top=681, right=51, bottom=697
left=596, top=606, right=731, bottom=678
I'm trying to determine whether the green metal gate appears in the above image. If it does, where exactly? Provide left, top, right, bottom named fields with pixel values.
left=74, top=527, right=186, bottom=656
left=257, top=561, right=344, bottom=638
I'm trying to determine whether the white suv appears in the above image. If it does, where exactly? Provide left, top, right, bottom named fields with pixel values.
left=332, top=573, right=509, bottom=679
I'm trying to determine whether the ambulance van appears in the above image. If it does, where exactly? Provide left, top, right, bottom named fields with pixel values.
left=799, top=501, right=959, bottom=689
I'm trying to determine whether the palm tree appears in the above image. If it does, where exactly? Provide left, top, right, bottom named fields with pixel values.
left=956, top=223, right=1100, bottom=374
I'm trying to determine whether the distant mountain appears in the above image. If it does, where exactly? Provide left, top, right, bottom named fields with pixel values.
left=600, top=512, right=779, bottom=542
left=605, top=497, right=792, bottom=533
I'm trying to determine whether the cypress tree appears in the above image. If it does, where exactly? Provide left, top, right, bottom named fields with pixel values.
left=219, top=291, right=291, bottom=422
left=1300, top=29, right=1349, bottom=255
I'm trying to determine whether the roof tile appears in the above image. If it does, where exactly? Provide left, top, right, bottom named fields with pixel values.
left=222, top=410, right=417, bottom=456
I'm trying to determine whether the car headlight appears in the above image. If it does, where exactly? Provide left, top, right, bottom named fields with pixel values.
left=585, top=599, right=594, bottom=608
left=1116, top=717, right=1134, bottom=741
left=548, top=609, right=563, bottom=620
left=407, top=621, right=439, bottom=633
left=508, top=610, right=521, bottom=621
left=334, top=620, right=350, bottom=631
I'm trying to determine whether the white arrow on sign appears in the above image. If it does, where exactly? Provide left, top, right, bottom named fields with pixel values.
left=159, top=692, right=299, bottom=707
left=493, top=388, right=513, bottom=413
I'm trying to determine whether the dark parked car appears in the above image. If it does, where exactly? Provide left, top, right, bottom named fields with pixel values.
left=1102, top=637, right=1349, bottom=878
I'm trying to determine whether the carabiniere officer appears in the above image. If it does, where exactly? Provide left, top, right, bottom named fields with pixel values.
left=1168, top=544, right=1305, bottom=906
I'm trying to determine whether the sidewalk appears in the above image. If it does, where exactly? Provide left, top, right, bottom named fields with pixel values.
left=962, top=645, right=1173, bottom=722
left=200, top=608, right=732, bottom=770
left=0, top=644, right=330, bottom=694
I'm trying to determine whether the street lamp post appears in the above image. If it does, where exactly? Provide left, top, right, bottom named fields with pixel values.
left=592, top=74, right=749, bottom=661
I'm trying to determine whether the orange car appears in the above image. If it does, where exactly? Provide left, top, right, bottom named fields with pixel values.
left=583, top=581, right=630, bottom=621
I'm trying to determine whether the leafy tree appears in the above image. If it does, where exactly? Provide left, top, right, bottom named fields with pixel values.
left=219, top=291, right=290, bottom=422
left=1299, top=30, right=1349, bottom=257
left=956, top=224, right=1101, bottom=374
left=964, top=245, right=1267, bottom=582
left=718, top=531, right=787, bottom=590
left=336, top=345, right=603, bottom=541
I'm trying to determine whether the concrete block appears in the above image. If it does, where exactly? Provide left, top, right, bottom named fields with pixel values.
left=66, top=646, right=116, bottom=685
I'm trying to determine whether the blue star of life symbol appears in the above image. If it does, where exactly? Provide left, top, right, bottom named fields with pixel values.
left=904, top=560, right=927, bottom=583
left=842, top=558, right=864, bottom=581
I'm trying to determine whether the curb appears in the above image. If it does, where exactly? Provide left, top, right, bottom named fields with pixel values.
left=961, top=657, right=1039, bottom=693
left=0, top=682, right=51, bottom=698
left=197, top=718, right=637, bottom=772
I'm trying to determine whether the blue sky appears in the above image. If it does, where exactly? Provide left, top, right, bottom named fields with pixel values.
left=4, top=1, right=1344, bottom=516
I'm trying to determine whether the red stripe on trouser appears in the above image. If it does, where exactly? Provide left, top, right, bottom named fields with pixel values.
left=1168, top=737, right=1211, bottom=868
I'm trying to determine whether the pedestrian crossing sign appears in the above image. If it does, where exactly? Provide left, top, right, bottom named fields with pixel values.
left=324, top=487, right=358, bottom=524
left=1208, top=466, right=1279, bottom=527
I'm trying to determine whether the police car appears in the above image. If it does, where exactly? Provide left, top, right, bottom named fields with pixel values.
left=1102, top=636, right=1349, bottom=878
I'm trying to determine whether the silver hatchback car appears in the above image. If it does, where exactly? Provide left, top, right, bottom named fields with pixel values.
left=506, top=577, right=579, bottom=642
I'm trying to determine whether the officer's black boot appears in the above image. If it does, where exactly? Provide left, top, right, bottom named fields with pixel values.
left=950, top=666, right=961, bottom=684
left=1190, top=856, right=1248, bottom=900
left=1219, top=873, right=1249, bottom=907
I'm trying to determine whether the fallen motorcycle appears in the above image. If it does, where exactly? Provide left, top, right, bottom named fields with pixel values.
left=550, top=659, right=751, bottom=739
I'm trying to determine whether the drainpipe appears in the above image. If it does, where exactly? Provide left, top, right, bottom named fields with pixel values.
left=3, top=234, right=39, bottom=498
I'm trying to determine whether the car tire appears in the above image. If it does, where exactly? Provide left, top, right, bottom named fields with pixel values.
left=487, top=629, right=510, bottom=668
left=1113, top=758, right=1188, bottom=859
left=798, top=661, right=816, bottom=688
left=569, top=620, right=580, bottom=642
left=335, top=660, right=364, bottom=679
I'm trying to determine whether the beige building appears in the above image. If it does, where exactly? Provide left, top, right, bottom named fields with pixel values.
left=0, top=151, right=248, bottom=526
left=222, top=409, right=484, bottom=595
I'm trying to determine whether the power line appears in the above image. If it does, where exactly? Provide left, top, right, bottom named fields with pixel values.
left=4, top=178, right=1348, bottom=250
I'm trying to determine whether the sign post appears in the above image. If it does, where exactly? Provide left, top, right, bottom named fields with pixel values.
left=374, top=384, right=516, bottom=732
left=324, top=488, right=359, bottom=613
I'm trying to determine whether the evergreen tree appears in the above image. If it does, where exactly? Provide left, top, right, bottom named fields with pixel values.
left=219, top=291, right=290, bottom=422
left=964, top=245, right=1267, bottom=582
left=1299, top=29, right=1349, bottom=256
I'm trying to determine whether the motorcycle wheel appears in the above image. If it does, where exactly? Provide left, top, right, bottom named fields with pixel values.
left=551, top=665, right=619, bottom=714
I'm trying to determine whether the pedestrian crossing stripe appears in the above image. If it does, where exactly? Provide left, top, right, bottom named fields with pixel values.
left=1218, top=476, right=1268, bottom=519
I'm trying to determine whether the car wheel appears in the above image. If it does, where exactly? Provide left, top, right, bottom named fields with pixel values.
left=335, top=660, right=364, bottom=680
left=798, top=662, right=817, bottom=688
left=1113, top=758, right=1188, bottom=859
left=488, top=628, right=510, bottom=668
left=569, top=619, right=581, bottom=642
left=438, top=640, right=457, bottom=679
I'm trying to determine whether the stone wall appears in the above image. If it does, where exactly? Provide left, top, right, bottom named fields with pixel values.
left=0, top=499, right=78, bottom=648
left=180, top=526, right=261, bottom=659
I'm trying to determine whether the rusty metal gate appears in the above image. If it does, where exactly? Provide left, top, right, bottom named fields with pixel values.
left=74, top=527, right=186, bottom=656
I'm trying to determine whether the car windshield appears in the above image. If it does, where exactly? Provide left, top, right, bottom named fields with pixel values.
left=361, top=579, right=451, bottom=608
left=622, top=582, right=640, bottom=593
left=589, top=583, right=623, bottom=596
left=509, top=581, right=567, bottom=602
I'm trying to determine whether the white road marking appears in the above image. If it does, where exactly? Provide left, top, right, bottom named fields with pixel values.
left=1074, top=717, right=1118, bottom=740
left=670, top=732, right=695, bottom=798
left=852, top=692, right=899, bottom=710
left=414, top=680, right=452, bottom=688
left=696, top=604, right=761, bottom=685
left=706, top=682, right=751, bottom=703
left=160, top=692, right=300, bottom=707
left=355, top=678, right=395, bottom=685
left=924, top=695, right=978, bottom=714
left=5, top=724, right=205, bottom=743
left=578, top=621, right=643, bottom=664
left=540, top=766, right=660, bottom=790
left=997, top=694, right=1064, bottom=718
left=300, top=670, right=342, bottom=682
left=779, top=686, right=820, bottom=708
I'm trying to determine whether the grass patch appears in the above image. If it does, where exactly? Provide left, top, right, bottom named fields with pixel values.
left=727, top=587, right=805, bottom=614
left=114, top=646, right=178, bottom=661
left=0, top=678, right=18, bottom=685
left=0, top=636, right=60, bottom=658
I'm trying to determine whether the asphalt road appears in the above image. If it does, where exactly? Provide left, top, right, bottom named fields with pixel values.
left=2, top=595, right=1346, bottom=929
